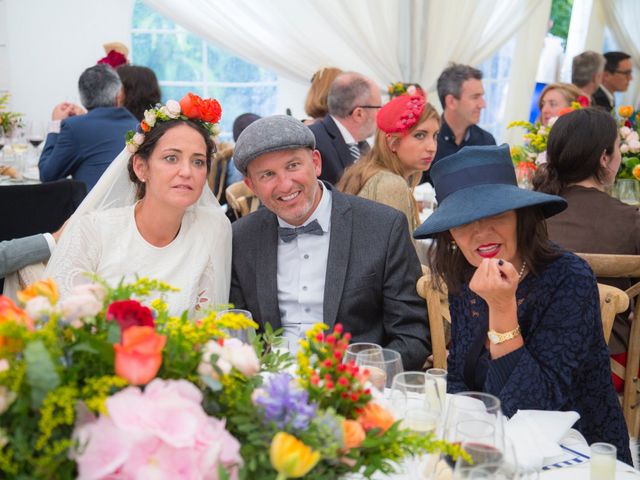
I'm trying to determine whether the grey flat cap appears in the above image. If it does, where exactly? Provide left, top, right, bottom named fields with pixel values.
left=234, top=115, right=316, bottom=175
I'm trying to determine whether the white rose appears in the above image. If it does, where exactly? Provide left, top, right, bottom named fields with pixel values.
left=165, top=100, right=181, bottom=118
left=25, top=297, right=54, bottom=319
left=60, top=293, right=102, bottom=322
left=71, top=283, right=107, bottom=303
left=628, top=140, right=640, bottom=151
left=0, top=359, right=9, bottom=373
left=620, top=126, right=632, bottom=137
left=627, top=131, right=639, bottom=143
left=133, top=132, right=145, bottom=145
left=227, top=343, right=260, bottom=377
left=143, top=110, right=157, bottom=127
left=621, top=144, right=630, bottom=154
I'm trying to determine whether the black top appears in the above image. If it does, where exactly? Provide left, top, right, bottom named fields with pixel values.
left=421, top=118, right=496, bottom=184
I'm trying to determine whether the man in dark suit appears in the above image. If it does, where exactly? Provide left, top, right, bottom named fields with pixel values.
left=39, top=64, right=137, bottom=191
left=309, top=72, right=381, bottom=185
left=421, top=64, right=495, bottom=184
left=229, top=115, right=430, bottom=370
left=571, top=50, right=605, bottom=107
left=593, top=51, right=633, bottom=113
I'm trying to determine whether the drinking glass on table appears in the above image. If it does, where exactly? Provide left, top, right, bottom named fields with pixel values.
left=391, top=371, right=439, bottom=434
left=10, top=125, right=27, bottom=176
left=27, top=120, right=45, bottom=166
left=616, top=179, right=640, bottom=207
left=0, top=126, right=6, bottom=160
left=426, top=368, right=447, bottom=414
left=343, top=342, right=382, bottom=364
left=355, top=348, right=403, bottom=392
left=442, top=392, right=503, bottom=443
left=270, top=336, right=290, bottom=355
left=217, top=308, right=255, bottom=343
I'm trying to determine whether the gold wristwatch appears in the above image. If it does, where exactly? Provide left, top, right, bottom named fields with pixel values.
left=487, top=325, right=521, bottom=345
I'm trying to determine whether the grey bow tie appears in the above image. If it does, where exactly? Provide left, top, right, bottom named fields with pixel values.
left=278, top=219, right=323, bottom=243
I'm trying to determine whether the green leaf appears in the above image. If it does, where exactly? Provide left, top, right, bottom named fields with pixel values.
left=200, top=375, right=222, bottom=391
left=106, top=321, right=121, bottom=344
left=24, top=340, right=60, bottom=408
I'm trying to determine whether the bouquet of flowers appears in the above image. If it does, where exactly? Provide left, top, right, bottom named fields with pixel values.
left=387, top=82, right=425, bottom=99
left=0, top=93, right=22, bottom=136
left=0, top=279, right=459, bottom=479
left=617, top=106, right=640, bottom=181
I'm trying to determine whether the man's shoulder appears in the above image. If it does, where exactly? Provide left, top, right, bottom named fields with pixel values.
left=62, top=107, right=135, bottom=130
left=309, top=116, right=338, bottom=140
left=469, top=124, right=496, bottom=145
left=232, top=208, right=273, bottom=237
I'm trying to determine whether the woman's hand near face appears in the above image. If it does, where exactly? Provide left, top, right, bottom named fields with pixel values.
left=469, top=258, right=519, bottom=310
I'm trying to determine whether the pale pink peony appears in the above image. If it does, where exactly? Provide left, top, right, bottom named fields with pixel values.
left=60, top=293, right=102, bottom=323
left=74, top=379, right=242, bottom=480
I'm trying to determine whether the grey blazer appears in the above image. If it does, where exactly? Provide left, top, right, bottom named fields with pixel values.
left=0, top=234, right=50, bottom=278
left=230, top=187, right=430, bottom=370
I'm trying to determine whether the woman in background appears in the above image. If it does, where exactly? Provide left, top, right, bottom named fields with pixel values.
left=117, top=65, right=162, bottom=120
left=303, top=67, right=343, bottom=125
left=337, top=95, right=439, bottom=233
left=537, top=82, right=583, bottom=126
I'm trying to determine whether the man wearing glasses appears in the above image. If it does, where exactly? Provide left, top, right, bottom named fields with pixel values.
left=310, top=72, right=381, bottom=185
left=593, top=51, right=633, bottom=113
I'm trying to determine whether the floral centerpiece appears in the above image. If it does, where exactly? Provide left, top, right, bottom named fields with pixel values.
left=0, top=93, right=22, bottom=137
left=0, top=279, right=459, bottom=479
left=387, top=82, right=425, bottom=99
left=617, top=106, right=640, bottom=182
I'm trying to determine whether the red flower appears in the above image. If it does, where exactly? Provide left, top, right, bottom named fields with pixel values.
left=97, top=50, right=127, bottom=69
left=179, top=93, right=203, bottom=119
left=576, top=95, right=590, bottom=107
left=140, top=120, right=150, bottom=133
left=198, top=98, right=222, bottom=123
left=106, top=300, right=154, bottom=332
left=338, top=376, right=349, bottom=387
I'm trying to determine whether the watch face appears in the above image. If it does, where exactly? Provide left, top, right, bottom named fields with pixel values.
left=488, top=331, right=499, bottom=344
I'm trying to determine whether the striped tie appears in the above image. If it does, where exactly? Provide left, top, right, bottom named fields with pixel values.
left=348, top=143, right=360, bottom=162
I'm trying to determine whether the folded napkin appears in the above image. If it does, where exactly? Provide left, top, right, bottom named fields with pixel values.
left=506, top=409, right=580, bottom=470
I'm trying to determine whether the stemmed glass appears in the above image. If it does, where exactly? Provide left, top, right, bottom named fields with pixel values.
left=216, top=308, right=256, bottom=343
left=343, top=342, right=382, bottom=364
left=390, top=372, right=439, bottom=434
left=10, top=125, right=27, bottom=176
left=616, top=179, right=640, bottom=206
left=27, top=120, right=45, bottom=168
left=0, top=126, right=5, bottom=161
left=426, top=368, right=447, bottom=415
left=355, top=348, right=403, bottom=392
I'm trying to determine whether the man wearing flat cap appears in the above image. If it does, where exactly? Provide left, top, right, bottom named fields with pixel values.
left=230, top=115, right=430, bottom=370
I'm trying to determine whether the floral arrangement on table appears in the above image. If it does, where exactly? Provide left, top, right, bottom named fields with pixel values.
left=617, top=106, right=640, bottom=181
left=507, top=101, right=584, bottom=186
left=0, top=93, right=22, bottom=137
left=387, top=82, right=425, bottom=99
left=0, top=278, right=459, bottom=479
left=126, top=92, right=222, bottom=154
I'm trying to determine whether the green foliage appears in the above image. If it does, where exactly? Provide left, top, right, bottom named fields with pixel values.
left=549, top=0, right=573, bottom=42
left=0, top=93, right=22, bottom=136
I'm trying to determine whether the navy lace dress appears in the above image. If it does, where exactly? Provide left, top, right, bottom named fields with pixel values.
left=447, top=250, right=631, bottom=464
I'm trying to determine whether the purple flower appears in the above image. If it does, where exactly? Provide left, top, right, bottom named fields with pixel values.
left=256, top=373, right=317, bottom=430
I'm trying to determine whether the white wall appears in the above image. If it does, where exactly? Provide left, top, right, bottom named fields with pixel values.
left=1, top=0, right=309, bottom=125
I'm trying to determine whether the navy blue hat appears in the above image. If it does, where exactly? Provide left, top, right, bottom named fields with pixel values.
left=413, top=144, right=567, bottom=239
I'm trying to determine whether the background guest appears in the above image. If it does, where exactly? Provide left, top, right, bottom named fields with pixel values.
left=310, top=71, right=381, bottom=185
left=533, top=107, right=640, bottom=358
left=593, top=51, right=634, bottom=112
left=571, top=50, right=605, bottom=104
left=116, top=65, right=162, bottom=120
left=303, top=66, right=343, bottom=125
left=39, top=64, right=138, bottom=191
left=338, top=95, right=439, bottom=234
left=415, top=144, right=631, bottom=464
left=538, top=82, right=582, bottom=126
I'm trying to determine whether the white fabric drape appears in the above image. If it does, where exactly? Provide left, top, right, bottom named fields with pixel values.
left=143, top=0, right=542, bottom=93
left=599, top=0, right=640, bottom=107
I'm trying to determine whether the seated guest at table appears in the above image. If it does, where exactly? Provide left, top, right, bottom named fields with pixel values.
left=44, top=96, right=231, bottom=316
left=534, top=108, right=640, bottom=358
left=116, top=65, right=162, bottom=121
left=415, top=144, right=631, bottom=463
left=537, top=82, right=583, bottom=126
left=0, top=226, right=65, bottom=278
left=571, top=50, right=604, bottom=105
left=229, top=115, right=430, bottom=370
left=39, top=64, right=138, bottom=191
left=337, top=94, right=439, bottom=234
left=303, top=67, right=343, bottom=125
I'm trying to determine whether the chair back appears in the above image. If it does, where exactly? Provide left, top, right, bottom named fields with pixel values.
left=577, top=253, right=640, bottom=436
left=416, top=268, right=450, bottom=369
left=597, top=283, right=630, bottom=343
left=225, top=181, right=260, bottom=218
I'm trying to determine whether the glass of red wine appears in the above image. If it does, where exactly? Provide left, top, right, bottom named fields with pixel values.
left=28, top=121, right=45, bottom=168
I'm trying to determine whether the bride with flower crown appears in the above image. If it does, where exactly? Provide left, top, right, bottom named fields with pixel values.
left=44, top=94, right=231, bottom=316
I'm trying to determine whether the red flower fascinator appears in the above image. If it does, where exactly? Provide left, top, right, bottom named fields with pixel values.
left=98, top=50, right=128, bottom=69
left=376, top=95, right=426, bottom=135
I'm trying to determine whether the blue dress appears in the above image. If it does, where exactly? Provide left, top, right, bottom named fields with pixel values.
left=447, top=250, right=632, bottom=464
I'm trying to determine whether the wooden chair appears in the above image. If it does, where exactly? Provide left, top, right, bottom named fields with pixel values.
left=577, top=253, right=640, bottom=436
left=597, top=283, right=629, bottom=344
left=416, top=269, right=450, bottom=370
left=225, top=181, right=260, bottom=218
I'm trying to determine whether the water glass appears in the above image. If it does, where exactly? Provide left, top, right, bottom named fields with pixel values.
left=590, top=442, right=616, bottom=480
left=443, top=392, right=503, bottom=444
left=426, top=368, right=447, bottom=414
left=616, top=179, right=640, bottom=206
left=355, top=348, right=403, bottom=391
left=390, top=371, right=439, bottom=433
left=270, top=336, right=290, bottom=355
left=217, top=308, right=255, bottom=343
left=343, top=342, right=382, bottom=364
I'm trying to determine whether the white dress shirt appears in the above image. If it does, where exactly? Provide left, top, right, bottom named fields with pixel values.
left=277, top=182, right=332, bottom=348
left=330, top=115, right=357, bottom=145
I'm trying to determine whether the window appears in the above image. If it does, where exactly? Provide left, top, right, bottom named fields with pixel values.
left=131, top=0, right=278, bottom=141
left=477, top=38, right=516, bottom=141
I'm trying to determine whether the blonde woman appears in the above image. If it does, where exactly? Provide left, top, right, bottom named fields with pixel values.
left=538, top=82, right=584, bottom=126
left=303, top=67, right=343, bottom=125
left=337, top=95, right=439, bottom=232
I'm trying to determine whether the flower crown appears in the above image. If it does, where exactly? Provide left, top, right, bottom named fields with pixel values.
left=126, top=93, right=222, bottom=154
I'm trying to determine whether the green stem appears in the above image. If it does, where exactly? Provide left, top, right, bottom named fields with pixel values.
left=275, top=474, right=288, bottom=480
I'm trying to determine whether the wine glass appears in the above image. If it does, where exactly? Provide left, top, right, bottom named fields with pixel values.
left=391, top=372, right=439, bottom=434
left=343, top=342, right=382, bottom=364
left=10, top=125, right=27, bottom=176
left=216, top=308, right=255, bottom=343
left=27, top=120, right=45, bottom=167
left=616, top=179, right=640, bottom=206
left=355, top=348, right=403, bottom=392
left=270, top=336, right=290, bottom=355
left=426, top=368, right=447, bottom=414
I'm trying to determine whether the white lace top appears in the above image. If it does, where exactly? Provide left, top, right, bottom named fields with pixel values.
left=44, top=204, right=232, bottom=316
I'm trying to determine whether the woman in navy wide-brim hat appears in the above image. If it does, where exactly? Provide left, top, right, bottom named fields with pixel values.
left=415, top=144, right=631, bottom=464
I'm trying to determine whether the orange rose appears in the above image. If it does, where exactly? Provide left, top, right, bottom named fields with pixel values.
left=632, top=164, right=640, bottom=181
left=198, top=98, right=222, bottom=123
left=140, top=120, right=150, bottom=133
left=0, top=296, right=34, bottom=351
left=17, top=278, right=59, bottom=305
left=557, top=106, right=574, bottom=117
left=342, top=419, right=365, bottom=450
left=114, top=326, right=166, bottom=385
left=619, top=105, right=634, bottom=118
left=357, top=403, right=395, bottom=433
left=179, top=92, right=203, bottom=119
